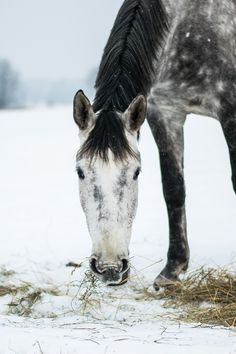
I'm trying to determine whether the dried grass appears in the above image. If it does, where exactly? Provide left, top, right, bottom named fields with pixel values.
left=133, top=267, right=236, bottom=327
left=0, top=266, right=16, bottom=278
left=0, top=281, right=61, bottom=317
left=70, top=271, right=102, bottom=315
left=1, top=264, right=236, bottom=327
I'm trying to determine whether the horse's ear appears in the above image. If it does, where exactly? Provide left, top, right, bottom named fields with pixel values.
left=73, top=90, right=95, bottom=131
left=124, top=95, right=147, bottom=132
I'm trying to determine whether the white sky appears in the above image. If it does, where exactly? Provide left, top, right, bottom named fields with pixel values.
left=0, top=0, right=123, bottom=80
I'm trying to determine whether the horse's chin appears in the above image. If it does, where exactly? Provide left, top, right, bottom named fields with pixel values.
left=95, top=268, right=130, bottom=287
left=107, top=270, right=130, bottom=287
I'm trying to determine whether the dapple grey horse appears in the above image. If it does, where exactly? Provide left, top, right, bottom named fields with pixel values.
left=73, top=0, right=236, bottom=289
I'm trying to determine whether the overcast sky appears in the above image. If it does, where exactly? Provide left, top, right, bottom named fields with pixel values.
left=0, top=0, right=123, bottom=81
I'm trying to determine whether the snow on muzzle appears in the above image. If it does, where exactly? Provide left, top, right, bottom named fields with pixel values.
left=89, top=256, right=130, bottom=285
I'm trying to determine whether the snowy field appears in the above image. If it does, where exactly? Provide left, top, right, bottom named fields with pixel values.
left=0, top=105, right=236, bottom=353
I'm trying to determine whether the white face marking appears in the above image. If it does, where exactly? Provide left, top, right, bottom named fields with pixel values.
left=73, top=92, right=146, bottom=283
left=77, top=130, right=141, bottom=269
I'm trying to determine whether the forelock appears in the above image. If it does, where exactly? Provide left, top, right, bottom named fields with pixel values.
left=78, top=110, right=139, bottom=163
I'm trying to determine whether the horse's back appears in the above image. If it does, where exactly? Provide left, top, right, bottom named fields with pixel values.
left=169, top=0, right=236, bottom=54
left=152, top=0, right=236, bottom=118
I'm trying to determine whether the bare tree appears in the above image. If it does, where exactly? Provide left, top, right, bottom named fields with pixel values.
left=0, top=59, right=19, bottom=108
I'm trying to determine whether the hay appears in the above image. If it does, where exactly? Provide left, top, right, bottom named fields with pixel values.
left=0, top=266, right=16, bottom=278
left=1, top=264, right=236, bottom=327
left=0, top=265, right=100, bottom=318
left=134, top=267, right=236, bottom=327
left=0, top=281, right=61, bottom=317
left=70, top=271, right=102, bottom=315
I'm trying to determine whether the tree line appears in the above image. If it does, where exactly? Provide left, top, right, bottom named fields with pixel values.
left=0, top=59, right=19, bottom=109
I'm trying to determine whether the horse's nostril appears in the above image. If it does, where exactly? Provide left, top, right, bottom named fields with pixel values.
left=121, top=258, right=129, bottom=273
left=90, top=257, right=102, bottom=275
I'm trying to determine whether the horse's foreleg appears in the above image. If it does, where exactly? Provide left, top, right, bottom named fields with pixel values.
left=147, top=106, right=189, bottom=290
left=220, top=115, right=236, bottom=194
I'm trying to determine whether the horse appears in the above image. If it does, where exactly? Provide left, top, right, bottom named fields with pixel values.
left=73, top=0, right=236, bottom=289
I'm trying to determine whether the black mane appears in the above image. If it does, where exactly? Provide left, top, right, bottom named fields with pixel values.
left=80, top=0, right=168, bottom=162
left=93, top=0, right=168, bottom=113
left=78, top=111, right=138, bottom=162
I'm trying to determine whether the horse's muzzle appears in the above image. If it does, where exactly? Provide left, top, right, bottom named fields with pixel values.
left=89, top=256, right=130, bottom=285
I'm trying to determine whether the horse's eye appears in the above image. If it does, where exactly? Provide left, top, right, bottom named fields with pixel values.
left=133, top=167, right=141, bottom=180
left=77, top=167, right=85, bottom=180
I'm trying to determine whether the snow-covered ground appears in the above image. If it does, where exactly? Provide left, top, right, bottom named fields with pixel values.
left=0, top=106, right=235, bottom=353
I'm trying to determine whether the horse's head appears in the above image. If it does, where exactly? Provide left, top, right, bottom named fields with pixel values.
left=73, top=90, right=146, bottom=285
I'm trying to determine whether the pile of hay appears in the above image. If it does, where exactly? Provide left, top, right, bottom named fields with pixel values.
left=135, top=267, right=236, bottom=327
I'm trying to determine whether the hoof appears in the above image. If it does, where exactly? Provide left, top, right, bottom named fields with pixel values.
left=153, top=274, right=180, bottom=291
left=153, top=261, right=188, bottom=291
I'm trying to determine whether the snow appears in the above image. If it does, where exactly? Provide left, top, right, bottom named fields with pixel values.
left=0, top=106, right=235, bottom=353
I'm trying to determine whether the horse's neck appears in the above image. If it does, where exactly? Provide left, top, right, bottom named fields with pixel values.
left=162, top=0, right=187, bottom=17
